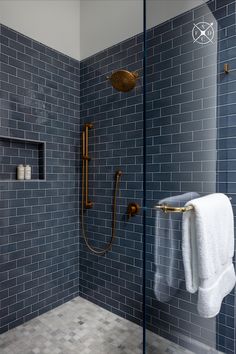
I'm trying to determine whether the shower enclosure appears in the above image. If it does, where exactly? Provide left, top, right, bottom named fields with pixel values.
left=80, top=0, right=236, bottom=353
left=0, top=0, right=235, bottom=353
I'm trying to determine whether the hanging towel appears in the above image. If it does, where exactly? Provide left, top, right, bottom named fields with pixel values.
left=154, top=192, right=200, bottom=302
left=182, top=193, right=236, bottom=318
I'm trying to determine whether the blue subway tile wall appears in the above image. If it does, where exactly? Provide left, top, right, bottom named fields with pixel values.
left=79, top=1, right=236, bottom=353
left=146, top=1, right=236, bottom=353
left=0, top=24, right=80, bottom=333
left=79, top=33, right=144, bottom=325
left=0, top=1, right=236, bottom=353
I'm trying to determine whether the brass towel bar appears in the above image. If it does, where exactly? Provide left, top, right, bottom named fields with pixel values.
left=155, top=205, right=193, bottom=213
left=155, top=197, right=232, bottom=213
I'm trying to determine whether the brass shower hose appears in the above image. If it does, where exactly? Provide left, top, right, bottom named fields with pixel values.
left=81, top=161, right=122, bottom=255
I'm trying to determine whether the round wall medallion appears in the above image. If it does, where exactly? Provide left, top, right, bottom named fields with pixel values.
left=192, top=22, right=214, bottom=44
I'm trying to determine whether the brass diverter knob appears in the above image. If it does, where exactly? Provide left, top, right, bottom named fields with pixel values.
left=127, top=203, right=140, bottom=219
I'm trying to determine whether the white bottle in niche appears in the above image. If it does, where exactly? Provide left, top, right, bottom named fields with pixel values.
left=17, top=164, right=24, bottom=180
left=24, top=165, right=32, bottom=180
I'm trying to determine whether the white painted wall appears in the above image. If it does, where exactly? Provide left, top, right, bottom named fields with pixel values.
left=0, top=0, right=80, bottom=60
left=80, top=0, right=205, bottom=60
left=147, top=0, right=204, bottom=30
left=0, top=0, right=207, bottom=60
left=80, top=0, right=143, bottom=60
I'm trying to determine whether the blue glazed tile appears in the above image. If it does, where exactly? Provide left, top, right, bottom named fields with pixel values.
left=0, top=23, right=80, bottom=332
left=1, top=1, right=236, bottom=352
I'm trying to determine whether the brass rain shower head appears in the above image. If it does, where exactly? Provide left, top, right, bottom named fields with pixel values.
left=106, top=70, right=139, bottom=92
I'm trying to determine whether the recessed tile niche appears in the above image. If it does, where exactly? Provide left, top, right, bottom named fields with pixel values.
left=0, top=136, right=45, bottom=181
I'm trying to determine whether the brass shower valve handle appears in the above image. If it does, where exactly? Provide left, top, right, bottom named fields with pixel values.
left=127, top=203, right=140, bottom=219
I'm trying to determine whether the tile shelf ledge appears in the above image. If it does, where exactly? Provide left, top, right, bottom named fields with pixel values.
left=0, top=180, right=47, bottom=182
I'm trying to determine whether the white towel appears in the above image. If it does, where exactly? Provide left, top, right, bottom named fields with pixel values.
left=182, top=193, right=236, bottom=318
left=154, top=192, right=199, bottom=302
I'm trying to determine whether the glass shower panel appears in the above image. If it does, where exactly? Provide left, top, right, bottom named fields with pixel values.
left=145, top=0, right=235, bottom=353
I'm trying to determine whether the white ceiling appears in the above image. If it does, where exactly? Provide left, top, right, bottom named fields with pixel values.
left=0, top=0, right=206, bottom=61
left=80, top=0, right=205, bottom=60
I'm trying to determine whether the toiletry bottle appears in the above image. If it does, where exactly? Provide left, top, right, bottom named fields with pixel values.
left=17, top=164, right=25, bottom=180
left=24, top=165, right=32, bottom=180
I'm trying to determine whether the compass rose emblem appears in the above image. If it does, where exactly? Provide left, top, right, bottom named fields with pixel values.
left=192, top=22, right=214, bottom=44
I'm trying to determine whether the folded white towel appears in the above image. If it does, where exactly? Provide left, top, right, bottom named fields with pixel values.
left=182, top=193, right=236, bottom=318
left=154, top=192, right=199, bottom=302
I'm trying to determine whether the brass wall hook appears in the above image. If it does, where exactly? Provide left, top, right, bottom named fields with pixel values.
left=224, top=63, right=230, bottom=74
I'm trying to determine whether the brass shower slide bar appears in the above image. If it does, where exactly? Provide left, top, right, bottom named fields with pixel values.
left=155, top=197, right=232, bottom=213
left=82, top=123, right=93, bottom=209
left=80, top=121, right=123, bottom=255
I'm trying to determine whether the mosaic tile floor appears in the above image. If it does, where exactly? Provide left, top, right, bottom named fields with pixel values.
left=0, top=296, right=217, bottom=354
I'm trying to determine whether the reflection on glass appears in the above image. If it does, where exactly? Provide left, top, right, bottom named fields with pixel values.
left=145, top=0, right=233, bottom=353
